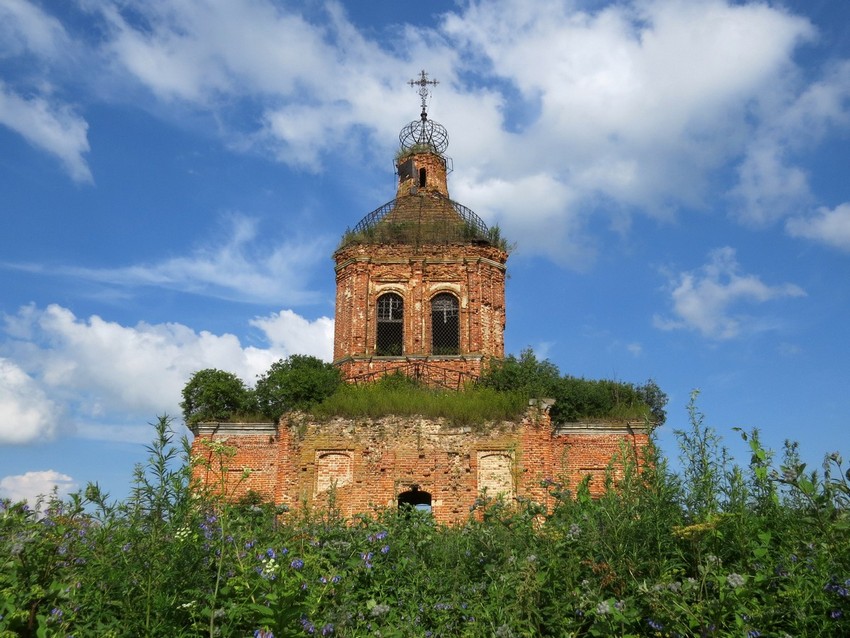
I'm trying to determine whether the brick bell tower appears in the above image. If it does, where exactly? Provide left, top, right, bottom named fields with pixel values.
left=333, top=71, right=508, bottom=387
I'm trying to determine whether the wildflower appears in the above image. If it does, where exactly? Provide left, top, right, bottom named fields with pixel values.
left=647, top=618, right=663, bottom=631
left=494, top=625, right=515, bottom=638
left=321, top=623, right=334, bottom=635
left=290, top=558, right=304, bottom=570
left=121, top=543, right=132, bottom=552
left=266, top=548, right=276, bottom=559
left=568, top=523, right=581, bottom=538
left=726, top=573, right=745, bottom=588
left=595, top=601, right=611, bottom=615
left=381, top=545, right=390, bottom=554
left=747, top=631, right=761, bottom=638
left=375, top=530, right=388, bottom=540
left=331, top=575, right=341, bottom=583
left=830, top=609, right=843, bottom=620
left=614, top=600, right=626, bottom=611
left=300, top=617, right=316, bottom=634
left=371, top=603, right=390, bottom=617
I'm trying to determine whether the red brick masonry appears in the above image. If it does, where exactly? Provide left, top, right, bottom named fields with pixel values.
left=191, top=404, right=651, bottom=525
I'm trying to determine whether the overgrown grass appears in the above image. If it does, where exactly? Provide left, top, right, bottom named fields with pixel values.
left=311, top=381, right=528, bottom=427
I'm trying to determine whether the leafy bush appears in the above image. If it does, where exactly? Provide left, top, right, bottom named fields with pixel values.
left=255, top=355, right=342, bottom=421
left=181, top=368, right=254, bottom=425
left=480, top=349, right=668, bottom=425
left=478, top=348, right=561, bottom=398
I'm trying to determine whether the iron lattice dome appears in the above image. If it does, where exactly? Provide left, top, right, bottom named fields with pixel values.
left=340, top=195, right=492, bottom=247
left=398, top=117, right=449, bottom=156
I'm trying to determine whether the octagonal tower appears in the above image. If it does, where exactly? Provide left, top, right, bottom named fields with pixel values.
left=333, top=71, right=508, bottom=388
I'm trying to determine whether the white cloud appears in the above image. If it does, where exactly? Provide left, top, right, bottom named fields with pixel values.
left=0, top=357, right=60, bottom=444
left=786, top=203, right=850, bottom=252
left=18, top=215, right=331, bottom=305
left=0, top=470, right=77, bottom=505
left=0, top=0, right=71, bottom=59
left=729, top=61, right=850, bottom=225
left=1, top=304, right=332, bottom=437
left=0, top=82, right=92, bottom=183
left=250, top=310, right=334, bottom=362
left=654, top=247, right=806, bottom=340
left=11, top=0, right=847, bottom=258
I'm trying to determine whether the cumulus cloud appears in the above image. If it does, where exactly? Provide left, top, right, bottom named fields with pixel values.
left=0, top=357, right=60, bottom=444
left=0, top=470, right=77, bottom=505
left=250, top=310, right=334, bottom=361
left=0, top=83, right=92, bottom=183
left=786, top=203, right=850, bottom=252
left=6, top=0, right=848, bottom=257
left=78, top=0, right=830, bottom=261
left=654, top=247, right=806, bottom=340
left=1, top=304, right=333, bottom=436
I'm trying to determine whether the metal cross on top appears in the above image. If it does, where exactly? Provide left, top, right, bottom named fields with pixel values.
left=409, top=69, right=438, bottom=117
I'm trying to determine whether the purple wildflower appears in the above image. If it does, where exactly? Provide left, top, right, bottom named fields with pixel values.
left=290, top=558, right=304, bottom=570
left=300, top=617, right=316, bottom=634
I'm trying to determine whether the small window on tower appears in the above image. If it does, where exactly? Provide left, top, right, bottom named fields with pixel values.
left=431, top=293, right=459, bottom=355
left=398, top=158, right=413, bottom=181
left=376, top=293, right=403, bottom=356
left=419, top=167, right=427, bottom=188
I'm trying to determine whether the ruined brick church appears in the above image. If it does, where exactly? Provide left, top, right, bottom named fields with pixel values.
left=191, top=72, right=650, bottom=524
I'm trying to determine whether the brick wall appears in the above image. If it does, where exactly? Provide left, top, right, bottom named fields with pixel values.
left=333, top=241, right=507, bottom=382
left=191, top=411, right=651, bottom=525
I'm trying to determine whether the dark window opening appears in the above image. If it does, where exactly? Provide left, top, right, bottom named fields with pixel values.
left=431, top=293, right=459, bottom=355
left=398, top=487, right=432, bottom=513
left=376, top=293, right=403, bottom=356
left=398, top=158, right=414, bottom=181
left=419, top=167, right=427, bottom=188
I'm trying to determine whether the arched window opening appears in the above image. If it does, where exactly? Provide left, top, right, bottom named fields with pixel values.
left=398, top=487, right=432, bottom=514
left=376, top=293, right=403, bottom=356
left=431, top=293, right=459, bottom=355
left=419, top=167, right=427, bottom=188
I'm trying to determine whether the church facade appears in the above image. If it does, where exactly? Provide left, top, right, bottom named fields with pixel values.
left=190, top=73, right=650, bottom=524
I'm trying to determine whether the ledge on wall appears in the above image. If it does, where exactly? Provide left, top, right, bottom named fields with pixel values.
left=553, top=420, right=653, bottom=435
left=190, top=422, right=278, bottom=436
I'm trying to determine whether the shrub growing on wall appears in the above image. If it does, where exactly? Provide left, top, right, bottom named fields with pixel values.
left=180, top=368, right=254, bottom=425
left=255, top=355, right=342, bottom=420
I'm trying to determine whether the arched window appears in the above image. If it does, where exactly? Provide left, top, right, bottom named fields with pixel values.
left=431, top=293, right=459, bottom=355
left=376, top=293, right=403, bottom=356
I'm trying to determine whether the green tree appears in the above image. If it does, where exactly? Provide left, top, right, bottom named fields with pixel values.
left=478, top=348, right=561, bottom=399
left=255, top=355, right=341, bottom=420
left=180, top=368, right=253, bottom=425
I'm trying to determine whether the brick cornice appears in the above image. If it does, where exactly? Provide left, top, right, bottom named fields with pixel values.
left=190, top=422, right=278, bottom=436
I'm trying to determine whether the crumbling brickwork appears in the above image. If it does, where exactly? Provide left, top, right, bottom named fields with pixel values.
left=333, top=240, right=507, bottom=384
left=191, top=410, right=651, bottom=525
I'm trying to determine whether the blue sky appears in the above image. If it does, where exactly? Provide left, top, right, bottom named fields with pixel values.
left=1, top=0, right=849, bottom=504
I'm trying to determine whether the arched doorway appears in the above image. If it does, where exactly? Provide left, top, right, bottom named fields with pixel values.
left=397, top=486, right=432, bottom=513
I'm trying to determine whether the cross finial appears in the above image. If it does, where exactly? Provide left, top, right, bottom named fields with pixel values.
left=408, top=69, right=438, bottom=121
